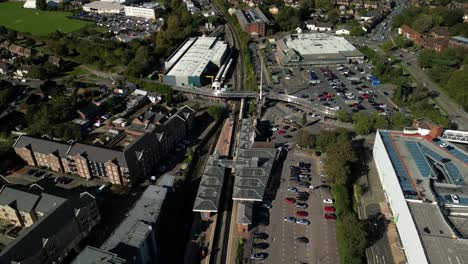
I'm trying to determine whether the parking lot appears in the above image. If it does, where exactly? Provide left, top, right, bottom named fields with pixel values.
left=268, top=63, right=396, bottom=117
left=249, top=147, right=338, bottom=264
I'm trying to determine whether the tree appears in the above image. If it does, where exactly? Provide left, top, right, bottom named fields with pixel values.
left=301, top=112, right=307, bottom=126
left=327, top=9, right=340, bottom=24
left=445, top=68, right=468, bottom=111
left=350, top=26, right=365, bottom=36
left=36, top=0, right=47, bottom=10
left=391, top=112, right=409, bottom=130
left=412, top=15, right=433, bottom=33
left=207, top=105, right=225, bottom=121
left=352, top=113, right=373, bottom=135
left=336, top=110, right=351, bottom=123
left=372, top=114, right=389, bottom=130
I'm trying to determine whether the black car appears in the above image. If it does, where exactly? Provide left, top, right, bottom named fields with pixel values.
left=298, top=182, right=310, bottom=187
left=290, top=178, right=300, bottom=183
left=253, top=232, right=268, bottom=239
left=297, top=192, right=309, bottom=197
left=296, top=237, right=309, bottom=244
left=284, top=135, right=293, bottom=138
left=253, top=243, right=269, bottom=250
left=296, top=196, right=308, bottom=201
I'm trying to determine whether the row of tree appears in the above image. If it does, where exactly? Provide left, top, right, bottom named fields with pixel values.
left=308, top=129, right=368, bottom=263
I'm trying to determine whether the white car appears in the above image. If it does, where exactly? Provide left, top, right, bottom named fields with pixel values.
left=271, top=127, right=279, bottom=131
left=323, top=199, right=333, bottom=204
left=451, top=194, right=460, bottom=204
left=440, top=143, right=449, bottom=148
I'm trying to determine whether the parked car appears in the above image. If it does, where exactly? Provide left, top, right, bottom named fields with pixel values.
left=251, top=253, right=268, bottom=260
left=296, top=219, right=310, bottom=225
left=262, top=203, right=273, bottom=209
left=296, top=237, right=309, bottom=244
left=298, top=182, right=310, bottom=188
left=253, top=243, right=269, bottom=250
left=288, top=187, right=299, bottom=193
left=296, top=203, right=308, bottom=209
left=323, top=199, right=333, bottom=204
left=297, top=192, right=309, bottom=197
left=324, top=213, right=337, bottom=220
left=284, top=216, right=297, bottom=223
left=296, top=196, right=308, bottom=201
left=296, top=211, right=308, bottom=217
left=324, top=206, right=336, bottom=212
left=253, top=232, right=268, bottom=239
left=285, top=198, right=296, bottom=204
left=451, top=194, right=460, bottom=204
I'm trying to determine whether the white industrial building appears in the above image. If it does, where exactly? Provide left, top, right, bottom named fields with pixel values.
left=276, top=33, right=364, bottom=65
left=163, top=37, right=229, bottom=88
left=82, top=1, right=124, bottom=14
left=373, top=129, right=468, bottom=264
left=124, top=3, right=160, bottom=20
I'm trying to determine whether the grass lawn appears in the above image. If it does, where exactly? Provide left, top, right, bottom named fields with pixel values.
left=0, top=2, right=90, bottom=35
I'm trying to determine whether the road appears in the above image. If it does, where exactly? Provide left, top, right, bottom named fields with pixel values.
left=365, top=202, right=394, bottom=264
left=399, top=52, right=468, bottom=130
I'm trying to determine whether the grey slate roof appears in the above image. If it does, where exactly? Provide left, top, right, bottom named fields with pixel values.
left=13, top=135, right=72, bottom=158
left=0, top=190, right=95, bottom=263
left=72, top=246, right=127, bottom=264
left=101, top=185, right=167, bottom=258
left=69, top=143, right=128, bottom=167
left=0, top=187, right=40, bottom=213
left=193, top=156, right=226, bottom=212
left=236, top=202, right=252, bottom=225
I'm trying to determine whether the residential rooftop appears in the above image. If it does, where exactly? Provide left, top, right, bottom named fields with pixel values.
left=101, top=185, right=167, bottom=257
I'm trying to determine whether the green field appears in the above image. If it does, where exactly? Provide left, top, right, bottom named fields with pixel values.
left=0, top=2, right=90, bottom=35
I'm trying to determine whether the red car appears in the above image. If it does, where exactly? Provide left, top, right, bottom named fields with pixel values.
left=324, top=206, right=336, bottom=212
left=285, top=198, right=296, bottom=204
left=296, top=211, right=308, bottom=217
left=278, top=130, right=286, bottom=135
left=324, top=213, right=337, bottom=220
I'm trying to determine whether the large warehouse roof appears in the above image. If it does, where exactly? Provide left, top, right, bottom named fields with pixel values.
left=276, top=33, right=364, bottom=65
left=165, top=37, right=227, bottom=78
left=374, top=130, right=468, bottom=264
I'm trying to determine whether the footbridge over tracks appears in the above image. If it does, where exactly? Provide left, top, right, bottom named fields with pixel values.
left=442, top=130, right=468, bottom=145
left=172, top=86, right=337, bottom=116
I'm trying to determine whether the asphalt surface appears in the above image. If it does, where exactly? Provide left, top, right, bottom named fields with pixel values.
left=365, top=202, right=394, bottom=264
left=268, top=64, right=396, bottom=117
left=250, top=148, right=338, bottom=264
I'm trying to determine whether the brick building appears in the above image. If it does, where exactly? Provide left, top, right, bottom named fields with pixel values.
left=0, top=187, right=99, bottom=264
left=13, top=106, right=195, bottom=186
left=235, top=7, right=273, bottom=37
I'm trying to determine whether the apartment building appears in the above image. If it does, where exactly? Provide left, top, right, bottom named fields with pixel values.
left=72, top=185, right=168, bottom=264
left=13, top=106, right=195, bottom=186
left=0, top=187, right=100, bottom=264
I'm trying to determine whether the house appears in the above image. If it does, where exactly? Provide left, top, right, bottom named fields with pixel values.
left=147, top=91, right=162, bottom=104
left=335, top=25, right=351, bottom=35
left=306, top=20, right=333, bottom=32
left=429, top=27, right=450, bottom=38
left=0, top=63, right=10, bottom=75
left=336, top=0, right=351, bottom=6
left=8, top=44, right=32, bottom=58
left=47, top=56, right=63, bottom=67
left=15, top=65, right=33, bottom=77
left=449, top=36, right=468, bottom=50
left=364, top=1, right=379, bottom=9
left=423, top=38, right=448, bottom=52
left=358, top=10, right=382, bottom=23
left=0, top=187, right=99, bottom=264
left=349, top=0, right=363, bottom=8
left=398, top=25, right=423, bottom=46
